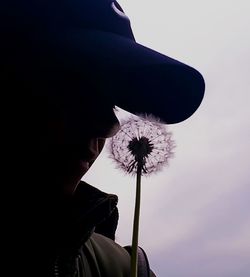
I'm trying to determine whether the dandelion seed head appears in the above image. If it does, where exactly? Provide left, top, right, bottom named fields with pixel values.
left=108, top=115, right=175, bottom=176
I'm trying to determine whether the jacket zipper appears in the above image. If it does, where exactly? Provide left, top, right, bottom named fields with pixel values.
left=53, top=254, right=79, bottom=277
left=54, top=255, right=60, bottom=277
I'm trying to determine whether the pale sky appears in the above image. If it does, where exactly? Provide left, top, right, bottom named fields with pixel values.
left=83, top=1, right=250, bottom=276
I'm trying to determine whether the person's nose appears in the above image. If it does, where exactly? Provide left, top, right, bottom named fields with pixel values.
left=103, top=120, right=120, bottom=138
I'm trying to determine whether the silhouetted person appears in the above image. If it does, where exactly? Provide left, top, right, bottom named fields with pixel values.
left=1, top=0, right=204, bottom=276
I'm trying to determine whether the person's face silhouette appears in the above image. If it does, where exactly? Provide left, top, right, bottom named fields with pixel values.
left=39, top=94, right=120, bottom=197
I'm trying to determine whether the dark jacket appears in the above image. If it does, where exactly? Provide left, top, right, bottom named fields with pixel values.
left=51, top=181, right=130, bottom=276
left=11, top=180, right=154, bottom=276
left=50, top=181, right=155, bottom=276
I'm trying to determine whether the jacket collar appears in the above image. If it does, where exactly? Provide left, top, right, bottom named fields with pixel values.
left=56, top=181, right=119, bottom=253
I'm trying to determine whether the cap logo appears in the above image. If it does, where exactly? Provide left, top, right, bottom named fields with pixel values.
left=111, top=2, right=130, bottom=21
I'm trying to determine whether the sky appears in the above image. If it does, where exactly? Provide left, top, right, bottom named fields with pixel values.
left=83, top=0, right=250, bottom=276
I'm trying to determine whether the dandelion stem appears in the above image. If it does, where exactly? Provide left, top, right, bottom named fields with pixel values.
left=131, top=165, right=142, bottom=277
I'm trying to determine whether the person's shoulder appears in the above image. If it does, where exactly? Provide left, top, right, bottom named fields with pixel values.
left=82, top=232, right=131, bottom=276
left=89, top=232, right=131, bottom=259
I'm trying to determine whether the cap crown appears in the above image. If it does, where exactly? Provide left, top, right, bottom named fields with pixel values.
left=2, top=0, right=134, bottom=39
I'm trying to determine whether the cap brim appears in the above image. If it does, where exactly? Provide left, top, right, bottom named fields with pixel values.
left=40, top=29, right=205, bottom=124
